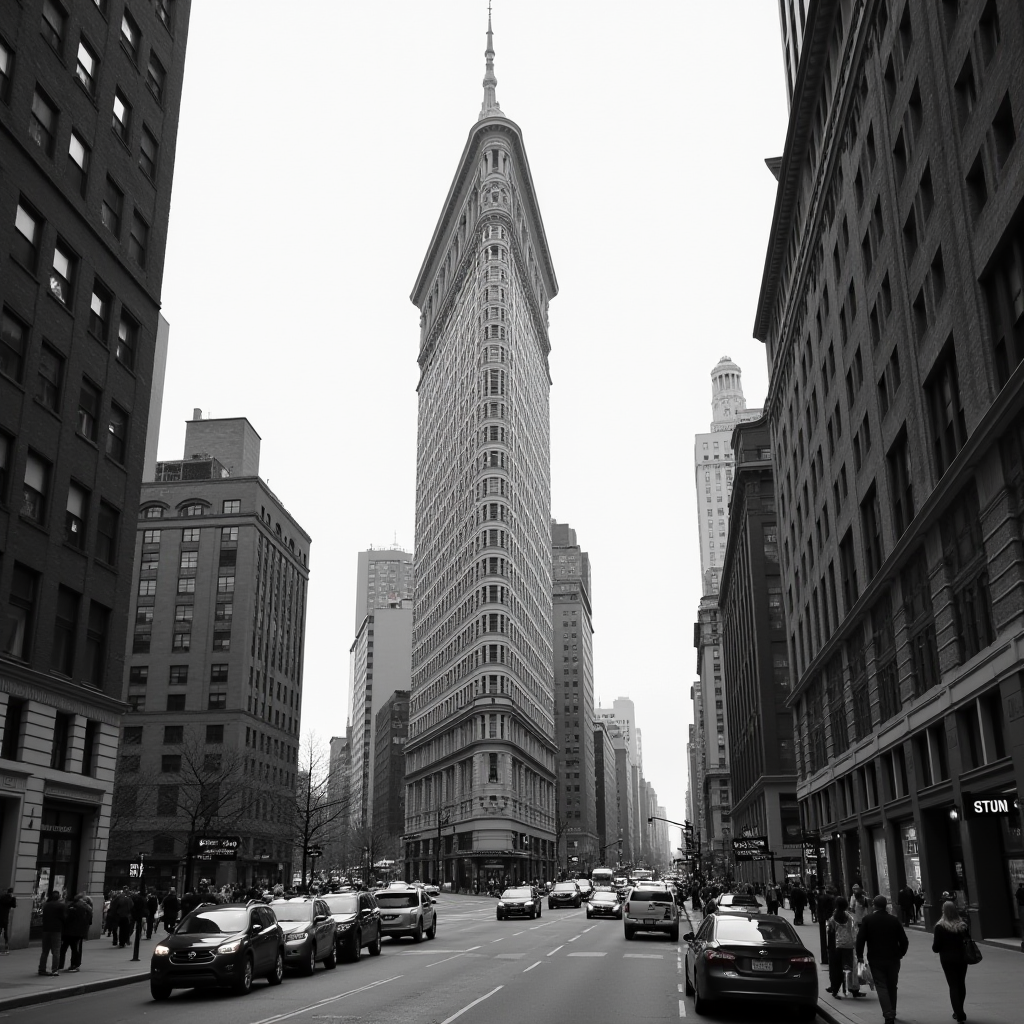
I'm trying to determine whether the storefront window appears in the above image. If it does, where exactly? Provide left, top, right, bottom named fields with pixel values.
left=1000, top=802, right=1024, bottom=923
left=900, top=823, right=922, bottom=890
left=872, top=829, right=891, bottom=903
left=32, top=808, right=82, bottom=937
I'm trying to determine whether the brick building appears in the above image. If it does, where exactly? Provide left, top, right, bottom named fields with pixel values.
left=755, top=0, right=1024, bottom=937
left=0, top=0, right=190, bottom=945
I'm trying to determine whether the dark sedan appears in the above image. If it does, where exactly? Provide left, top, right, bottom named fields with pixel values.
left=683, top=913, right=817, bottom=1019
left=496, top=887, right=541, bottom=920
left=548, top=881, right=582, bottom=909
left=585, top=890, right=622, bottom=920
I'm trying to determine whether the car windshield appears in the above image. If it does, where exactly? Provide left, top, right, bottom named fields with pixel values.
left=553, top=883, right=577, bottom=892
left=177, top=909, right=248, bottom=934
left=503, top=888, right=533, bottom=899
left=630, top=889, right=672, bottom=902
left=271, top=903, right=314, bottom=922
left=323, top=895, right=359, bottom=914
left=716, top=918, right=799, bottom=943
left=591, top=892, right=617, bottom=903
left=376, top=892, right=418, bottom=908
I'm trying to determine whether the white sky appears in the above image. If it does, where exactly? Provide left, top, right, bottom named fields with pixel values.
left=156, top=0, right=790, bottom=850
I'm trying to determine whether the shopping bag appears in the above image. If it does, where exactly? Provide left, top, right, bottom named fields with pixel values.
left=858, top=961, right=875, bottom=989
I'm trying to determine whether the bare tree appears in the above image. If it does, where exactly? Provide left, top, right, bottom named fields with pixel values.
left=289, top=733, right=347, bottom=887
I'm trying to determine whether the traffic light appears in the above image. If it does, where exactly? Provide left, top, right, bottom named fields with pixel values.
left=682, top=820, right=695, bottom=852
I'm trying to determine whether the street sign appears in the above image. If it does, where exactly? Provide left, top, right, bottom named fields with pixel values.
left=193, top=835, right=240, bottom=859
left=306, top=845, right=323, bottom=857
left=732, top=835, right=768, bottom=860
left=129, top=862, right=144, bottom=878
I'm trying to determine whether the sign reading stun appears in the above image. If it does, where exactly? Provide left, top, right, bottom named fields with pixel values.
left=965, top=793, right=1017, bottom=816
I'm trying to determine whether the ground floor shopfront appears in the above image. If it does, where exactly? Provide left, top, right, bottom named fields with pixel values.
left=404, top=828, right=555, bottom=890
left=0, top=676, right=122, bottom=948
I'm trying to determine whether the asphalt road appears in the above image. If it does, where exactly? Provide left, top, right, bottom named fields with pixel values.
left=0, top=895, right=824, bottom=1024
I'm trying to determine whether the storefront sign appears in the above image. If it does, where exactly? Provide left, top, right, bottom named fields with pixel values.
left=193, top=836, right=240, bottom=859
left=45, top=783, right=104, bottom=805
left=966, top=792, right=1018, bottom=816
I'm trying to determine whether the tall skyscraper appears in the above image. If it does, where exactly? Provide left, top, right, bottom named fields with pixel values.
left=111, top=412, right=310, bottom=891
left=551, top=521, right=598, bottom=872
left=403, top=15, right=558, bottom=888
left=755, top=0, right=1024, bottom=936
left=0, top=0, right=191, bottom=946
left=373, top=690, right=409, bottom=840
left=347, top=548, right=413, bottom=828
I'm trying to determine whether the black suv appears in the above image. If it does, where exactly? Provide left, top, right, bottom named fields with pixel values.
left=322, top=891, right=382, bottom=961
left=150, top=902, right=284, bottom=999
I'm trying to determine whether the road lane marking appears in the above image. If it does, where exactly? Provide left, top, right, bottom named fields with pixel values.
left=439, top=985, right=504, bottom=1024
left=465, top=945, right=481, bottom=951
left=679, top=998, right=687, bottom=1017
left=247, top=976, right=403, bottom=1024
left=546, top=944, right=564, bottom=956
left=523, top=961, right=542, bottom=972
left=427, top=953, right=467, bottom=967
left=582, top=926, right=595, bottom=933
left=496, top=953, right=524, bottom=959
left=567, top=935, right=580, bottom=942
left=566, top=951, right=606, bottom=957
left=678, top=984, right=683, bottom=992
left=513, top=931, right=525, bottom=936
left=623, top=953, right=663, bottom=959
left=491, top=937, right=505, bottom=942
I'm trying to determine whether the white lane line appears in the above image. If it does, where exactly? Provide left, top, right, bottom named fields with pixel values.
left=465, top=945, right=481, bottom=951
left=513, top=930, right=525, bottom=936
left=439, top=985, right=504, bottom=1024
left=567, top=935, right=580, bottom=942
left=491, top=937, right=505, bottom=942
left=247, top=976, right=403, bottom=1024
left=523, top=960, right=542, bottom=972
left=582, top=925, right=595, bottom=933
left=623, top=953, right=663, bottom=959
left=679, top=997, right=687, bottom=1017
left=678, top=983, right=683, bottom=993
left=495, top=953, right=525, bottom=959
left=566, top=951, right=606, bottom=957
left=427, top=953, right=467, bottom=968
left=546, top=944, right=564, bottom=956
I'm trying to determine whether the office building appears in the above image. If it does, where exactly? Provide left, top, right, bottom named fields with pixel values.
left=109, top=412, right=310, bottom=891
left=373, top=690, right=409, bottom=840
left=551, top=521, right=598, bottom=873
left=593, top=720, right=619, bottom=864
left=403, top=15, right=558, bottom=887
left=0, top=0, right=191, bottom=946
left=718, top=416, right=800, bottom=884
left=326, top=731, right=351, bottom=874
left=755, top=0, right=1024, bottom=938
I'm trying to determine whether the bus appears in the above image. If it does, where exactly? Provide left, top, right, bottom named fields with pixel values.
left=591, top=867, right=614, bottom=888
left=631, top=868, right=653, bottom=884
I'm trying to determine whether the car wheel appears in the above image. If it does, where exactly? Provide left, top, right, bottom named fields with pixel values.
left=529, top=906, right=536, bottom=919
left=368, top=929, right=382, bottom=956
left=669, top=925, right=679, bottom=943
left=693, top=972, right=712, bottom=1016
left=496, top=910, right=503, bottom=921
left=234, top=955, right=254, bottom=995
left=349, top=931, right=361, bottom=962
left=624, top=926, right=635, bottom=941
left=303, top=945, right=316, bottom=976
left=426, top=916, right=436, bottom=940
left=267, top=950, right=284, bottom=985
left=586, top=910, right=592, bottom=919
left=150, top=983, right=171, bottom=1001
left=548, top=902, right=554, bottom=910
left=684, top=960, right=694, bottom=995
left=324, top=943, right=337, bottom=969
left=413, top=919, right=423, bottom=943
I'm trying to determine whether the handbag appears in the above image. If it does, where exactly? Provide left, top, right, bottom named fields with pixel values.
left=964, top=930, right=983, bottom=965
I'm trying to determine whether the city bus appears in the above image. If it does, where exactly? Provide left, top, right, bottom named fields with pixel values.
left=591, top=867, right=614, bottom=888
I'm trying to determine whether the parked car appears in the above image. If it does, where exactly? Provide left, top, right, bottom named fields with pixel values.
left=322, top=891, right=382, bottom=961
left=375, top=885, right=436, bottom=942
left=496, top=886, right=542, bottom=920
left=269, top=897, right=337, bottom=974
left=683, top=912, right=817, bottom=1018
left=623, top=884, right=679, bottom=941
left=150, top=902, right=284, bottom=999
left=548, top=881, right=582, bottom=909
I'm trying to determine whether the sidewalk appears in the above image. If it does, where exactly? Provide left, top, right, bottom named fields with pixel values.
left=0, top=931, right=157, bottom=1011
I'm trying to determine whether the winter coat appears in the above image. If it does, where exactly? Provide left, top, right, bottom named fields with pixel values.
left=146, top=894, right=159, bottom=916
left=161, top=893, right=180, bottom=919
left=817, top=892, right=836, bottom=921
left=111, top=892, right=133, bottom=920
left=856, top=908, right=909, bottom=964
left=41, top=898, right=66, bottom=932
left=63, top=900, right=93, bottom=938
left=932, top=921, right=969, bottom=965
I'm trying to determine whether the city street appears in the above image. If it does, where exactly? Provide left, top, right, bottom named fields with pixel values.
left=0, top=895, right=803, bottom=1024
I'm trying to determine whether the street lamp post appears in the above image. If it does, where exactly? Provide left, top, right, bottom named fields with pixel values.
left=362, top=846, right=369, bottom=888
left=436, top=808, right=451, bottom=888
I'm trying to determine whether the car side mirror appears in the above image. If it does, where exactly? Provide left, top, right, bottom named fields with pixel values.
left=251, top=922, right=263, bottom=934
left=430, top=897, right=437, bottom=904
left=314, top=914, right=326, bottom=923
left=683, top=932, right=694, bottom=941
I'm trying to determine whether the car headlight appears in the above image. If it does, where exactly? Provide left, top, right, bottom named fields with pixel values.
left=153, top=945, right=171, bottom=956
left=497, top=902, right=505, bottom=907
left=285, top=927, right=309, bottom=939
left=217, top=938, right=243, bottom=955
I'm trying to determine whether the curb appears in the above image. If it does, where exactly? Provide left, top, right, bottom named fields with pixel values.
left=0, top=970, right=149, bottom=1011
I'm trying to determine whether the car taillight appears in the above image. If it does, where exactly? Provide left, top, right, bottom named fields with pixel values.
left=704, top=949, right=736, bottom=963
left=790, top=955, right=816, bottom=964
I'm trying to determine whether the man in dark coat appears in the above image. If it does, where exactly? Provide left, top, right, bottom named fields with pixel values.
left=145, top=888, right=158, bottom=938
left=111, top=888, right=133, bottom=947
left=897, top=884, right=915, bottom=925
left=38, top=892, right=65, bottom=976
left=790, top=884, right=807, bottom=925
left=0, top=887, right=16, bottom=953
left=856, top=895, right=910, bottom=1024
left=817, top=886, right=836, bottom=964
left=161, top=888, right=180, bottom=933
left=59, top=893, right=92, bottom=971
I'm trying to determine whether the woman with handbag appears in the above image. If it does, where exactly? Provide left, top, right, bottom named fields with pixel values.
left=932, top=900, right=975, bottom=1023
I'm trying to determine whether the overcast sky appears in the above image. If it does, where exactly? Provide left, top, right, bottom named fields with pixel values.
left=156, top=1, right=790, bottom=851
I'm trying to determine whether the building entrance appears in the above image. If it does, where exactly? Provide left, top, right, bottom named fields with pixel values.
left=31, top=807, right=82, bottom=938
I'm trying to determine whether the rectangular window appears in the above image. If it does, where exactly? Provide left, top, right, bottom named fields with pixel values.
left=112, top=89, right=131, bottom=142
left=926, top=342, right=968, bottom=476
left=30, top=88, right=58, bottom=156
left=65, top=481, right=87, bottom=549
left=169, top=665, right=188, bottom=686
left=51, top=588, right=79, bottom=676
left=49, top=712, right=73, bottom=770
left=0, top=431, right=10, bottom=502
left=983, top=219, right=1024, bottom=387
left=76, top=38, right=98, bottom=95
left=1, top=309, right=27, bottom=382
left=0, top=39, right=12, bottom=104
left=179, top=550, right=198, bottom=571
left=128, top=212, right=148, bottom=267
left=163, top=726, right=183, bottom=745
left=156, top=784, right=178, bottom=815
left=22, top=451, right=50, bottom=523
left=210, top=664, right=228, bottom=684
left=902, top=547, right=941, bottom=696
left=146, top=51, right=165, bottom=103
left=861, top=484, right=884, bottom=579
left=138, top=578, right=157, bottom=597
left=68, top=131, right=90, bottom=196
left=206, top=724, right=224, bottom=744
left=120, top=10, right=140, bottom=60
left=88, top=281, right=111, bottom=340
left=49, top=241, right=76, bottom=306
left=171, top=631, right=190, bottom=651
left=102, top=177, right=123, bottom=237
left=182, top=527, right=200, bottom=543
left=14, top=202, right=42, bottom=271
left=222, top=500, right=240, bottom=514
left=95, top=501, right=118, bottom=564
left=116, top=312, right=137, bottom=369
left=36, top=343, right=63, bottom=411
left=41, top=1, right=66, bottom=51
left=218, top=575, right=235, bottom=593
left=839, top=528, right=858, bottom=613
left=81, top=720, right=98, bottom=777
left=177, top=577, right=196, bottom=594
left=139, top=124, right=158, bottom=178
left=78, top=379, right=100, bottom=441
left=155, top=0, right=173, bottom=32
left=106, top=403, right=127, bottom=462
left=166, top=694, right=185, bottom=712
left=84, top=601, right=109, bottom=686
left=488, top=752, right=499, bottom=782
left=0, top=697, right=25, bottom=759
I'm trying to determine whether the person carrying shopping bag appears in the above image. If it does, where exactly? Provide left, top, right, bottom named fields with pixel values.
left=826, top=898, right=865, bottom=998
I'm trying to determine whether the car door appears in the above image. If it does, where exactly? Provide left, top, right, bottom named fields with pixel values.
left=249, top=906, right=269, bottom=972
left=359, top=894, right=378, bottom=944
left=314, top=900, right=332, bottom=958
left=690, top=916, right=714, bottom=987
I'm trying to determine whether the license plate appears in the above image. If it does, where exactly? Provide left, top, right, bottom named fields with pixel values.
left=383, top=914, right=398, bottom=920
left=751, top=960, right=773, bottom=972
left=644, top=919, right=656, bottom=925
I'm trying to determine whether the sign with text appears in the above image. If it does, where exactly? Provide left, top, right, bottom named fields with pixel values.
left=965, top=792, right=1018, bottom=817
left=193, top=835, right=240, bottom=859
left=732, top=835, right=768, bottom=860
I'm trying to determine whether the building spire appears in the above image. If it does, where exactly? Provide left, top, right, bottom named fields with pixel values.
left=479, top=1, right=501, bottom=120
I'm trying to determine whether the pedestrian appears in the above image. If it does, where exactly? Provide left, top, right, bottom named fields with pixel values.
left=913, top=887, right=924, bottom=923
left=59, top=893, right=92, bottom=972
left=856, top=894, right=909, bottom=1024
left=161, top=887, right=180, bottom=934
left=849, top=883, right=869, bottom=926
left=897, top=883, right=915, bottom=926
left=131, top=887, right=145, bottom=951
left=826, top=897, right=862, bottom=998
left=808, top=886, right=818, bottom=923
left=104, top=891, right=117, bottom=939
left=932, top=900, right=970, bottom=1023
left=791, top=883, right=807, bottom=925
left=111, top=888, right=133, bottom=947
left=766, top=881, right=781, bottom=915
left=0, top=887, right=15, bottom=954
left=145, top=888, right=158, bottom=938
left=817, top=886, right=836, bottom=965
left=38, top=891, right=65, bottom=976
left=1015, top=882, right=1024, bottom=924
